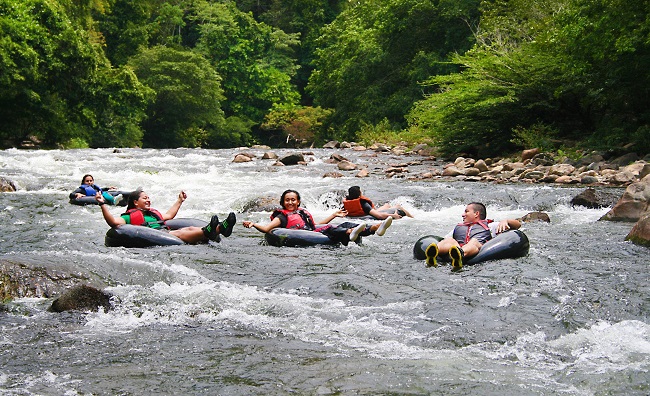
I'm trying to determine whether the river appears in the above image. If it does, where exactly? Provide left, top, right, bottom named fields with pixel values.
left=0, top=148, right=648, bottom=395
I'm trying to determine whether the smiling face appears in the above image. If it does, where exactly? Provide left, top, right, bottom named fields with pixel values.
left=281, top=191, right=300, bottom=211
left=129, top=190, right=151, bottom=210
left=82, top=176, right=94, bottom=185
left=462, top=204, right=481, bottom=223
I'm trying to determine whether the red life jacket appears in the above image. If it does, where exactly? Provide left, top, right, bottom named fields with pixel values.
left=343, top=196, right=375, bottom=217
left=271, top=208, right=316, bottom=230
left=452, top=219, right=493, bottom=245
left=123, top=208, right=165, bottom=227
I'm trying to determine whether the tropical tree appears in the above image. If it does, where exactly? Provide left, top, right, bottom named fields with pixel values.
left=0, top=0, right=102, bottom=146
left=192, top=1, right=301, bottom=124
left=407, top=0, right=650, bottom=157
left=307, top=0, right=480, bottom=140
left=128, top=46, right=226, bottom=148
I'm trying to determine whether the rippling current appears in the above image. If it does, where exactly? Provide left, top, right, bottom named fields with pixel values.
left=0, top=148, right=648, bottom=395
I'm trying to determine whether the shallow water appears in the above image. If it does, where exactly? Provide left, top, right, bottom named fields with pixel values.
left=0, top=148, right=648, bottom=395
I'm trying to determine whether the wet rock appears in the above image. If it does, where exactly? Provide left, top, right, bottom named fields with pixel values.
left=337, top=160, right=357, bottom=171
left=372, top=144, right=391, bottom=152
left=329, top=153, right=349, bottom=163
left=323, top=171, right=344, bottom=178
left=241, top=195, right=278, bottom=212
left=570, top=188, right=621, bottom=208
left=474, top=159, right=489, bottom=173
left=600, top=175, right=650, bottom=221
left=517, top=211, right=551, bottom=223
left=323, top=141, right=339, bottom=149
left=548, top=163, right=576, bottom=176
left=611, top=152, right=639, bottom=167
left=0, top=260, right=106, bottom=301
left=442, top=166, right=463, bottom=177
left=580, top=175, right=599, bottom=184
left=233, top=153, right=253, bottom=163
left=356, top=169, right=370, bottom=178
left=531, top=152, right=556, bottom=166
left=48, top=285, right=113, bottom=313
left=522, top=148, right=540, bottom=161
left=0, top=177, right=16, bottom=192
left=626, top=212, right=650, bottom=247
left=352, top=145, right=367, bottom=151
left=279, top=153, right=305, bottom=165
left=262, top=152, right=278, bottom=160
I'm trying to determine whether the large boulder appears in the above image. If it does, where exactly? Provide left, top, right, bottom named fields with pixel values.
left=0, top=259, right=106, bottom=301
left=49, top=285, right=113, bottom=313
left=600, top=175, right=650, bottom=221
left=625, top=212, right=650, bottom=247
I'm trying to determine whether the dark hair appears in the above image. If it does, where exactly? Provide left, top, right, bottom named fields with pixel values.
left=347, top=186, right=361, bottom=199
left=81, top=174, right=94, bottom=184
left=468, top=202, right=487, bottom=220
left=127, top=188, right=145, bottom=210
left=280, top=189, right=301, bottom=209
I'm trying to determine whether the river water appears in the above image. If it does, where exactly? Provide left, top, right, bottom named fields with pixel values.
left=0, top=148, right=648, bottom=395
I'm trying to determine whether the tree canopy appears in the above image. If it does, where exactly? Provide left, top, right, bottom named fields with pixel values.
left=0, top=0, right=647, bottom=155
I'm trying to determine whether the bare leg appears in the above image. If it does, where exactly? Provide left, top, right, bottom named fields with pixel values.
left=170, top=226, right=208, bottom=244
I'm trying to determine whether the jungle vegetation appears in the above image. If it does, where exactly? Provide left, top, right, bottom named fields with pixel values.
left=0, top=0, right=648, bottom=157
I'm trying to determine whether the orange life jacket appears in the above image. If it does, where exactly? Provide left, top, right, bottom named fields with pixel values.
left=342, top=196, right=375, bottom=217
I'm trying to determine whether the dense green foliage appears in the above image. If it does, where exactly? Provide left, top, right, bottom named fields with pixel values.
left=0, top=0, right=647, bottom=155
left=407, top=0, right=650, bottom=156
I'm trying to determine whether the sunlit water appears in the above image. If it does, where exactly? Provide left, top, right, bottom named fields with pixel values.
left=0, top=148, right=648, bottom=395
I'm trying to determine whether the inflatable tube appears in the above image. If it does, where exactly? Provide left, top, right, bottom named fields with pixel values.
left=413, top=230, right=529, bottom=265
left=105, top=218, right=208, bottom=248
left=70, top=190, right=132, bottom=206
left=264, top=228, right=338, bottom=247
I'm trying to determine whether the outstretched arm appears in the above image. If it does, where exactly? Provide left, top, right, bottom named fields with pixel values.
left=164, top=191, right=186, bottom=220
left=317, top=209, right=347, bottom=224
left=96, top=193, right=126, bottom=228
left=243, top=217, right=282, bottom=233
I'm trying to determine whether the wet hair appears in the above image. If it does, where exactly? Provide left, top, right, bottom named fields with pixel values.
left=127, top=188, right=145, bottom=210
left=468, top=202, right=487, bottom=220
left=280, top=189, right=301, bottom=209
left=81, top=174, right=94, bottom=184
left=347, top=186, right=361, bottom=200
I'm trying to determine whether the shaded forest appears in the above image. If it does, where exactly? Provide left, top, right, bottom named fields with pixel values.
left=0, top=0, right=648, bottom=157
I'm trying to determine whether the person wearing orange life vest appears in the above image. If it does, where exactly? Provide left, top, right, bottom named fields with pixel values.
left=426, top=202, right=521, bottom=270
left=242, top=189, right=393, bottom=245
left=96, top=188, right=236, bottom=244
left=343, top=186, right=413, bottom=220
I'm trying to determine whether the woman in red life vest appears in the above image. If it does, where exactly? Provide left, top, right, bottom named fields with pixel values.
left=426, top=202, right=521, bottom=269
left=343, top=186, right=413, bottom=220
left=242, top=189, right=392, bottom=245
left=96, top=188, right=236, bottom=244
